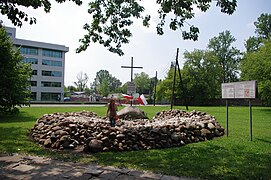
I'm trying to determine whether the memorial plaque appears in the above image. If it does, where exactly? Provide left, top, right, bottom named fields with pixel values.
left=222, top=81, right=257, bottom=99
left=127, top=81, right=136, bottom=94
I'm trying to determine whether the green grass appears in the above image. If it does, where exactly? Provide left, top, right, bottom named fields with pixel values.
left=0, top=105, right=270, bottom=179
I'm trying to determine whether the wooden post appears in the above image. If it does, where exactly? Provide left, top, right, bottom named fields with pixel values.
left=170, top=48, right=178, bottom=110
left=154, top=71, right=157, bottom=106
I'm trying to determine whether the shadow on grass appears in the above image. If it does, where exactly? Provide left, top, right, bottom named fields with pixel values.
left=256, top=138, right=271, bottom=144
left=0, top=111, right=37, bottom=123
left=93, top=142, right=271, bottom=179
left=256, top=108, right=271, bottom=115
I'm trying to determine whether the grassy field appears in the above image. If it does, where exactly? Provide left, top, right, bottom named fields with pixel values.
left=0, top=105, right=270, bottom=179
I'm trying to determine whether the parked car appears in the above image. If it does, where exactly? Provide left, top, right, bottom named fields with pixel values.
left=64, top=97, right=71, bottom=102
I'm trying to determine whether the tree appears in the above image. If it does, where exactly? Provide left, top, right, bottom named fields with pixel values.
left=74, top=71, right=89, bottom=92
left=0, top=0, right=82, bottom=27
left=134, top=72, right=151, bottom=94
left=109, top=76, right=122, bottom=92
left=156, top=63, right=176, bottom=102
left=254, top=13, right=271, bottom=39
left=241, top=40, right=271, bottom=105
left=115, top=83, right=128, bottom=94
left=245, top=36, right=263, bottom=53
left=93, top=69, right=121, bottom=93
left=182, top=49, right=223, bottom=104
left=1, top=0, right=237, bottom=56
left=0, top=27, right=31, bottom=114
left=244, top=13, right=271, bottom=53
left=207, top=30, right=241, bottom=83
left=98, top=79, right=110, bottom=97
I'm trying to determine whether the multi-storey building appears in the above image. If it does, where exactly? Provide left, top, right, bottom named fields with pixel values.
left=5, top=27, right=69, bottom=102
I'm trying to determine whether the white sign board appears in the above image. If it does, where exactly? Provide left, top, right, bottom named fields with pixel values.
left=127, top=81, right=136, bottom=94
left=222, top=81, right=257, bottom=99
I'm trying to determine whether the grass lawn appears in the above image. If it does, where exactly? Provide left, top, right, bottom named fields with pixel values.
left=0, top=105, right=270, bottom=179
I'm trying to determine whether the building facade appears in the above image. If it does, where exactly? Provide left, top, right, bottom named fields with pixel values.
left=5, top=27, right=69, bottom=102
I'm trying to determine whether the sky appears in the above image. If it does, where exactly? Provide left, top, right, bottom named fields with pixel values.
left=1, top=0, right=271, bottom=87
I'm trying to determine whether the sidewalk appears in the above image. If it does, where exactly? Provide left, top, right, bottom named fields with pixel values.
left=0, top=153, right=194, bottom=180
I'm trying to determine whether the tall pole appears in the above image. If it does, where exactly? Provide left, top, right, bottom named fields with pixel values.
left=226, top=99, right=229, bottom=137
left=170, top=48, right=178, bottom=110
left=154, top=71, right=157, bottom=106
left=131, top=57, right=133, bottom=82
left=176, top=59, right=188, bottom=110
left=249, top=100, right=252, bottom=141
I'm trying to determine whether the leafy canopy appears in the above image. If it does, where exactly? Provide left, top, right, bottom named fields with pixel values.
left=0, top=27, right=32, bottom=114
left=77, top=0, right=237, bottom=56
left=0, top=0, right=82, bottom=27
left=241, top=40, right=271, bottom=105
left=0, top=0, right=237, bottom=56
left=207, top=30, right=241, bottom=83
left=245, top=13, right=271, bottom=53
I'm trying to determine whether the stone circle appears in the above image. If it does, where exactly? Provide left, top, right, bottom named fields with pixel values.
left=30, top=109, right=224, bottom=153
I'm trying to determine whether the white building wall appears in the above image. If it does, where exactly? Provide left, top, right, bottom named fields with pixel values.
left=5, top=26, right=69, bottom=102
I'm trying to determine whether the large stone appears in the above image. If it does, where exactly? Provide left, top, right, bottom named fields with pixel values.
left=117, top=106, right=148, bottom=120
left=88, top=139, right=103, bottom=153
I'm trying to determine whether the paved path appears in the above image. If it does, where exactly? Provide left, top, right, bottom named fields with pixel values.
left=0, top=153, right=194, bottom=180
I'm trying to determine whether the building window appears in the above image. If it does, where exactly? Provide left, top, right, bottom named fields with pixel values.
left=32, top=70, right=37, bottom=75
left=41, top=92, right=61, bottom=101
left=22, top=57, right=38, bottom=64
left=42, top=59, right=62, bottom=67
left=31, top=92, right=37, bottom=101
left=41, top=81, right=61, bottom=87
left=19, top=46, right=38, bottom=55
left=42, top=70, right=62, bottom=77
left=30, top=81, right=37, bottom=86
left=42, top=49, right=62, bottom=58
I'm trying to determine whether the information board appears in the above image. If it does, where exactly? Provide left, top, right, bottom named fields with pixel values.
left=127, top=81, right=136, bottom=94
left=221, top=81, right=257, bottom=99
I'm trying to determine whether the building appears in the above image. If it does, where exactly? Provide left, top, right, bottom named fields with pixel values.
left=5, top=27, right=69, bottom=102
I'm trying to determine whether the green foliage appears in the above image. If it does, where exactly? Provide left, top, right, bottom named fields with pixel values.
left=98, top=79, right=110, bottom=97
left=0, top=27, right=31, bottom=114
left=244, top=36, right=263, bottom=53
left=254, top=13, right=271, bottom=39
left=76, top=0, right=237, bottom=56
left=134, top=72, right=151, bottom=94
left=157, top=31, right=241, bottom=105
left=115, top=83, right=128, bottom=94
left=207, top=30, right=241, bottom=83
left=93, top=69, right=122, bottom=94
left=182, top=50, right=223, bottom=104
left=244, top=13, right=271, bottom=53
left=241, top=40, right=271, bottom=105
left=241, top=13, right=271, bottom=105
left=1, top=0, right=237, bottom=56
left=0, top=0, right=82, bottom=27
left=156, top=64, right=175, bottom=102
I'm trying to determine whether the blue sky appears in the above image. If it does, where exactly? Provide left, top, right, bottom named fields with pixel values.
left=1, top=0, right=271, bottom=86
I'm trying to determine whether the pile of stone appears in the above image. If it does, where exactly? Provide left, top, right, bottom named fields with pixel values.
left=30, top=110, right=224, bottom=153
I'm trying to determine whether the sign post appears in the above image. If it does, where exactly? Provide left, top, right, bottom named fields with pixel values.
left=221, top=81, right=257, bottom=141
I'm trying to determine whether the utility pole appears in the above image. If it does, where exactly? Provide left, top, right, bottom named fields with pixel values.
left=153, top=71, right=157, bottom=106
left=170, top=48, right=178, bottom=110
left=121, top=57, right=143, bottom=106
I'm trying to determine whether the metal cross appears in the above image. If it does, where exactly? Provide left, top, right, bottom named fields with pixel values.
left=121, top=57, right=143, bottom=82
